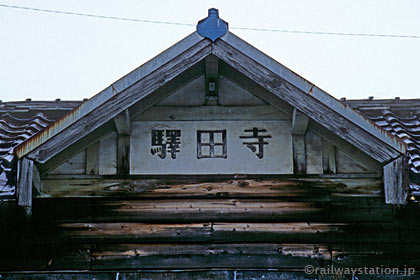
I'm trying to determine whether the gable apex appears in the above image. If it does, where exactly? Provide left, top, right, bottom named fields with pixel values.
left=218, top=32, right=406, bottom=155
left=14, top=31, right=207, bottom=159
left=197, top=8, right=228, bottom=42
left=15, top=13, right=406, bottom=170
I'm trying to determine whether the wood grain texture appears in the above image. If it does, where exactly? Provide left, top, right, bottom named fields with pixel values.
left=91, top=243, right=328, bottom=269
left=292, top=135, right=305, bottom=174
left=114, top=110, right=131, bottom=135
left=17, top=157, right=33, bottom=210
left=384, top=156, right=409, bottom=204
left=291, top=109, right=308, bottom=135
left=117, top=134, right=130, bottom=175
left=32, top=222, right=400, bottom=244
left=28, top=39, right=211, bottom=164
left=213, top=40, right=400, bottom=163
left=39, top=178, right=384, bottom=198
left=29, top=196, right=393, bottom=224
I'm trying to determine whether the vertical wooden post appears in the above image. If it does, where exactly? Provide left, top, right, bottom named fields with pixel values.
left=205, top=55, right=219, bottom=105
left=291, top=109, right=309, bottom=174
left=117, top=135, right=130, bottom=175
left=114, top=110, right=131, bottom=175
left=384, top=156, right=408, bottom=204
left=17, top=157, right=34, bottom=216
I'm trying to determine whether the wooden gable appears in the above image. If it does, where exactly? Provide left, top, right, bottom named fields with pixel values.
left=15, top=10, right=407, bottom=205
left=48, top=63, right=381, bottom=177
left=6, top=10, right=419, bottom=275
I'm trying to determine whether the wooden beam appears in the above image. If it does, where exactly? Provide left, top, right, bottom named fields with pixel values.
left=135, top=105, right=289, bottom=121
left=220, top=31, right=406, bottom=155
left=114, top=110, right=131, bottom=175
left=31, top=197, right=393, bottom=223
left=204, top=55, right=219, bottom=104
left=36, top=59, right=205, bottom=174
left=15, top=33, right=206, bottom=160
left=292, top=109, right=309, bottom=135
left=114, top=110, right=131, bottom=135
left=27, top=39, right=211, bottom=164
left=91, top=243, right=327, bottom=270
left=36, top=122, right=115, bottom=175
left=117, top=135, right=130, bottom=175
left=213, top=40, right=401, bottom=163
left=17, top=157, right=33, bottom=216
left=52, top=222, right=400, bottom=244
left=205, top=55, right=218, bottom=79
left=292, top=136, right=305, bottom=174
left=384, top=156, right=409, bottom=204
left=291, top=109, right=308, bottom=174
left=39, top=178, right=384, bottom=199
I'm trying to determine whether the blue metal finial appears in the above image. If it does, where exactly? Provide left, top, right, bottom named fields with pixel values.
left=197, top=8, right=228, bottom=42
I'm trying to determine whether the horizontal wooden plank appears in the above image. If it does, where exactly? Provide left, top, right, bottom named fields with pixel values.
left=211, top=222, right=400, bottom=244
left=30, top=197, right=394, bottom=223
left=58, top=223, right=212, bottom=243
left=91, top=243, right=329, bottom=269
left=135, top=105, right=289, bottom=121
left=3, top=241, right=420, bottom=271
left=39, top=178, right=383, bottom=198
left=40, top=222, right=403, bottom=244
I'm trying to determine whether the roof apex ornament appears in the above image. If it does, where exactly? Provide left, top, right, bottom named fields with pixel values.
left=197, top=8, right=228, bottom=42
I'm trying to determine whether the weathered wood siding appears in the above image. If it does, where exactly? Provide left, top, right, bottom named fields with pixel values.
left=3, top=176, right=420, bottom=271
left=45, top=72, right=381, bottom=177
left=6, top=52, right=406, bottom=274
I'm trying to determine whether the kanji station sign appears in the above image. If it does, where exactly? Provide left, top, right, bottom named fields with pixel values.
left=130, top=121, right=293, bottom=174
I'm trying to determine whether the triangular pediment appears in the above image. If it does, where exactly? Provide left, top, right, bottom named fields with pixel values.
left=156, top=74, right=267, bottom=106
left=16, top=28, right=404, bottom=178
left=47, top=53, right=383, bottom=177
left=14, top=9, right=409, bottom=203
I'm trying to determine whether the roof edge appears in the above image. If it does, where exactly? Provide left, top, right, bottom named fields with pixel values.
left=15, top=31, right=206, bottom=159
left=220, top=31, right=407, bottom=155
